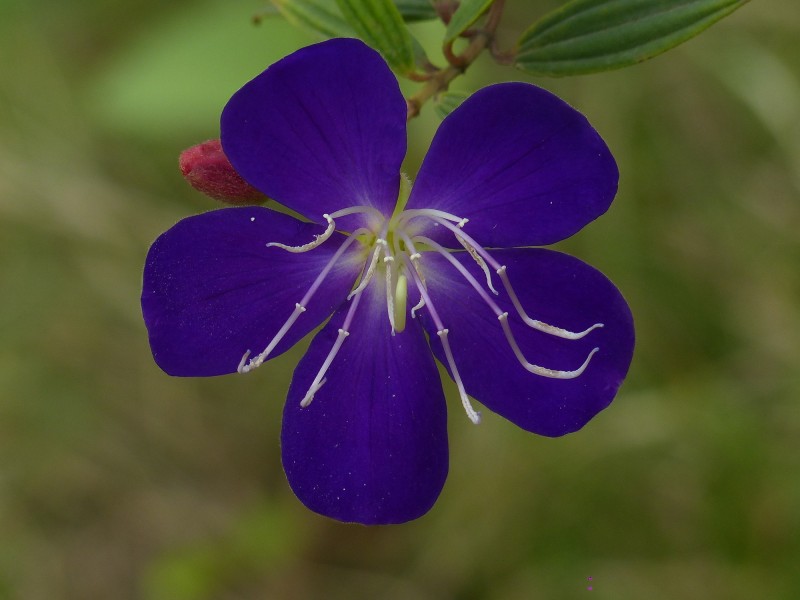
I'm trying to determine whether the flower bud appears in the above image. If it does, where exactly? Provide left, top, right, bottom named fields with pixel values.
left=179, top=139, right=265, bottom=204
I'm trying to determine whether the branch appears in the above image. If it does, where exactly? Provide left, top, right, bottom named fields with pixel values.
left=406, top=0, right=506, bottom=120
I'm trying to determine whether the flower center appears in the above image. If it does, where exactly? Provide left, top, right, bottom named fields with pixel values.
left=236, top=180, right=604, bottom=424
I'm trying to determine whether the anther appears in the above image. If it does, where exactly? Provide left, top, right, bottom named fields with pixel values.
left=410, top=296, right=426, bottom=318
left=496, top=266, right=604, bottom=339
left=238, top=302, right=308, bottom=373
left=300, top=325, right=351, bottom=408
left=399, top=236, right=427, bottom=317
left=438, top=329, right=482, bottom=425
left=300, top=378, right=327, bottom=408
left=267, top=214, right=335, bottom=253
left=401, top=253, right=480, bottom=424
left=348, top=239, right=385, bottom=300
left=456, top=235, right=498, bottom=295
left=238, top=231, right=365, bottom=374
left=498, top=313, right=600, bottom=378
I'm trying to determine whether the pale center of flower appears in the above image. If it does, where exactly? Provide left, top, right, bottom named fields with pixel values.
left=237, top=177, right=604, bottom=424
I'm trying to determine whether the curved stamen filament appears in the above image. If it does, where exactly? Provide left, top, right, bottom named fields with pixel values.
left=415, top=235, right=601, bottom=380
left=401, top=254, right=481, bottom=425
left=429, top=216, right=501, bottom=269
left=396, top=208, right=468, bottom=229
left=414, top=235, right=503, bottom=315
left=348, top=238, right=385, bottom=300
left=238, top=229, right=368, bottom=374
left=397, top=237, right=427, bottom=319
left=408, top=252, right=426, bottom=318
left=498, top=313, right=599, bottom=378
left=266, top=205, right=386, bottom=254
left=496, top=266, right=604, bottom=340
left=430, top=217, right=603, bottom=340
left=328, top=205, right=386, bottom=221
left=267, top=213, right=335, bottom=253
left=300, top=288, right=364, bottom=407
left=410, top=296, right=426, bottom=318
left=456, top=234, right=498, bottom=295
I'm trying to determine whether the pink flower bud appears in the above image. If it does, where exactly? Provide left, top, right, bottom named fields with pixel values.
left=179, top=139, right=265, bottom=204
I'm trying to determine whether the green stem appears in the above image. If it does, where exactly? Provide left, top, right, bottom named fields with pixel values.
left=406, top=0, right=506, bottom=120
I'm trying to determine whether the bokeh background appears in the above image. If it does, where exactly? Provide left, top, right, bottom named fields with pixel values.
left=1, top=0, right=799, bottom=598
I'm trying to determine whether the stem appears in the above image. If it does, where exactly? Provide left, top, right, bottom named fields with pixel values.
left=406, top=0, right=506, bottom=120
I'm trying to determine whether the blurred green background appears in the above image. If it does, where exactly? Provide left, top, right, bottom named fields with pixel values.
left=1, top=0, right=799, bottom=598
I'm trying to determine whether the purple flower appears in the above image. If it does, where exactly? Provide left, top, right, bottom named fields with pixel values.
left=142, top=39, right=634, bottom=524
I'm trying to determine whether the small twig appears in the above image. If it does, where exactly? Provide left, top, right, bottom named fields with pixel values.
left=406, top=0, right=506, bottom=120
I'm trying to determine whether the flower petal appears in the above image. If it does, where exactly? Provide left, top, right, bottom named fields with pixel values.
left=221, top=39, right=407, bottom=223
left=281, top=280, right=448, bottom=524
left=406, top=83, right=618, bottom=247
left=142, top=207, right=364, bottom=376
left=419, top=248, right=634, bottom=436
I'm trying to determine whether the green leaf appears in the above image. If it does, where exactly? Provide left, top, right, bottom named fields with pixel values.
left=394, top=0, right=438, bottom=21
left=272, top=0, right=356, bottom=37
left=433, top=90, right=470, bottom=119
left=335, top=0, right=417, bottom=73
left=515, top=0, right=751, bottom=76
left=444, top=0, right=494, bottom=43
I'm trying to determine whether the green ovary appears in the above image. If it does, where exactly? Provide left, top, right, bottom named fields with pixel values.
left=394, top=273, right=408, bottom=333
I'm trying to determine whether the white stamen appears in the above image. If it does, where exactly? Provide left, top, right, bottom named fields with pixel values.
left=238, top=230, right=366, bottom=373
left=496, top=266, right=603, bottom=339
left=300, top=330, right=348, bottom=407
left=239, top=302, right=306, bottom=374
left=429, top=217, right=501, bottom=269
left=401, top=240, right=428, bottom=317
left=402, top=254, right=480, bottom=424
left=348, top=238, right=385, bottom=300
left=438, top=328, right=482, bottom=424
left=410, top=296, right=426, bottom=318
left=267, top=214, right=335, bottom=253
left=397, top=208, right=468, bottom=228
left=415, top=235, right=502, bottom=315
left=455, top=234, right=499, bottom=295
left=428, top=217, right=603, bottom=340
left=498, top=313, right=599, bottom=378
left=300, top=291, right=364, bottom=406
left=417, top=235, right=600, bottom=380
left=329, top=205, right=385, bottom=222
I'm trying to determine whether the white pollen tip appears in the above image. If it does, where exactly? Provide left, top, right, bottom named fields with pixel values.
left=383, top=256, right=394, bottom=263
left=300, top=377, right=327, bottom=407
left=250, top=217, right=255, bottom=222
left=295, top=303, right=306, bottom=312
left=237, top=350, right=252, bottom=374
left=496, top=265, right=507, bottom=275
left=457, top=218, right=469, bottom=228
left=410, top=253, right=421, bottom=260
